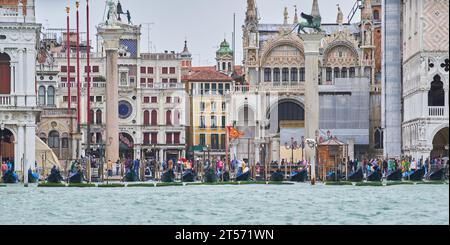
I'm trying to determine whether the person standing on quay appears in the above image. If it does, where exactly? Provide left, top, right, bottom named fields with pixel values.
left=107, top=159, right=113, bottom=178
left=115, top=160, right=120, bottom=176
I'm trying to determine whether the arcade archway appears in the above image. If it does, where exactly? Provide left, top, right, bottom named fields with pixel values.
left=0, top=128, right=15, bottom=167
left=267, top=100, right=305, bottom=134
left=431, top=127, right=449, bottom=158
left=119, top=133, right=134, bottom=160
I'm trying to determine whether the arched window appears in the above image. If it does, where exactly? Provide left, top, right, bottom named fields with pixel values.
left=374, top=128, right=383, bottom=149
left=174, top=110, right=180, bottom=126
left=349, top=67, right=356, bottom=78
left=299, top=68, right=305, bottom=82
left=151, top=110, right=158, bottom=126
left=326, top=68, right=332, bottom=81
left=264, top=68, right=272, bottom=82
left=47, top=86, right=55, bottom=106
left=282, top=68, right=289, bottom=82
left=291, top=68, right=298, bottom=82
left=273, top=68, right=280, bottom=82
left=228, top=62, right=232, bottom=72
left=89, top=110, right=95, bottom=124
left=428, top=75, right=445, bottom=106
left=222, top=62, right=226, bottom=71
left=341, top=67, right=348, bottom=78
left=334, top=67, right=340, bottom=78
left=39, top=132, right=47, bottom=144
left=96, top=109, right=102, bottom=124
left=48, top=131, right=60, bottom=149
left=61, top=133, right=69, bottom=149
left=0, top=53, right=11, bottom=94
left=38, top=86, right=46, bottom=106
left=143, top=110, right=150, bottom=125
left=166, top=110, right=172, bottom=125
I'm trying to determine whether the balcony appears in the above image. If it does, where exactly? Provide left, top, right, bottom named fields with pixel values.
left=429, top=106, right=446, bottom=117
left=0, top=95, right=14, bottom=107
left=234, top=83, right=305, bottom=94
left=141, top=83, right=185, bottom=89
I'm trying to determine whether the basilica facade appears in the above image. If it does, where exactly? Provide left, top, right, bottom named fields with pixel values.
left=230, top=0, right=382, bottom=164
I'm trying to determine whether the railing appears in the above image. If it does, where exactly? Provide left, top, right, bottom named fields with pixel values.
left=429, top=106, right=446, bottom=117
left=41, top=108, right=76, bottom=117
left=234, top=83, right=305, bottom=93
left=0, top=95, right=13, bottom=106
left=140, top=83, right=185, bottom=89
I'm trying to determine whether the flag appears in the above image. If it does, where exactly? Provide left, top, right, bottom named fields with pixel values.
left=227, top=126, right=245, bottom=139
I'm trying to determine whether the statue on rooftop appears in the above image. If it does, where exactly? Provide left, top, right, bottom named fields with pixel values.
left=106, top=0, right=118, bottom=25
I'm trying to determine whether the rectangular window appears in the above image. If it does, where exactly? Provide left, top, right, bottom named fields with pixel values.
left=218, top=84, right=224, bottom=95
left=162, top=67, right=168, bottom=74
left=140, top=67, right=147, bottom=74
left=199, top=134, right=206, bottom=146
left=225, top=83, right=230, bottom=92
left=151, top=132, right=158, bottom=144
left=147, top=78, right=154, bottom=83
left=143, top=97, right=150, bottom=103
left=211, top=83, right=217, bottom=94
left=349, top=67, right=356, bottom=78
left=90, top=96, right=95, bottom=102
left=162, top=78, right=168, bottom=83
left=61, top=66, right=67, bottom=72
left=200, top=116, right=206, bottom=128
left=211, top=116, right=217, bottom=128
left=63, top=96, right=68, bottom=102
left=147, top=67, right=154, bottom=74
left=221, top=102, right=226, bottom=111
left=84, top=66, right=90, bottom=73
left=143, top=133, right=150, bottom=145
left=204, top=83, right=210, bottom=94
left=96, top=96, right=102, bottom=102
left=151, top=97, right=158, bottom=103
left=169, top=67, right=176, bottom=74
left=166, top=97, right=172, bottom=103
left=140, top=78, right=146, bottom=84
left=71, top=96, right=77, bottom=103
left=221, top=116, right=226, bottom=128
left=92, top=66, right=99, bottom=73
left=200, top=102, right=205, bottom=112
left=169, top=78, right=177, bottom=83
left=166, top=133, right=173, bottom=144
left=326, top=68, right=332, bottom=81
left=61, top=138, right=69, bottom=148
left=211, top=134, right=219, bottom=150
left=211, top=102, right=216, bottom=112
left=220, top=134, right=226, bottom=149
left=174, top=132, right=180, bottom=144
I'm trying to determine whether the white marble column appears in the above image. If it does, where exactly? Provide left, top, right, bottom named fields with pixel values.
left=16, top=125, right=24, bottom=172
left=98, top=25, right=124, bottom=164
left=24, top=124, right=36, bottom=185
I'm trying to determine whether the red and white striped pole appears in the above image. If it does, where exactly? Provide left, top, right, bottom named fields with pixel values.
left=66, top=3, right=71, bottom=114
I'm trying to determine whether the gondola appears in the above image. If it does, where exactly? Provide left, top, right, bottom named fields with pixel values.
left=204, top=168, right=217, bottom=183
left=291, top=169, right=308, bottom=182
left=236, top=170, right=251, bottom=181
left=161, top=169, right=175, bottom=183
left=270, top=171, right=284, bottom=182
left=367, top=169, right=382, bottom=182
left=408, top=168, right=425, bottom=181
left=348, top=167, right=363, bottom=182
left=2, top=170, right=18, bottom=183
left=124, top=170, right=139, bottom=182
left=429, top=168, right=445, bottom=181
left=182, top=170, right=196, bottom=182
left=326, top=172, right=338, bottom=182
left=47, top=169, right=64, bottom=183
left=28, top=170, right=39, bottom=183
left=222, top=171, right=230, bottom=182
left=387, top=169, right=402, bottom=181
left=68, top=171, right=84, bottom=183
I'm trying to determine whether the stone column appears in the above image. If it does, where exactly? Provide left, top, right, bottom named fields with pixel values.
left=301, top=34, right=323, bottom=161
left=98, top=25, right=124, bottom=164
left=16, top=125, right=25, bottom=172
left=271, top=138, right=280, bottom=162
left=24, top=124, right=36, bottom=186
left=347, top=138, right=355, bottom=161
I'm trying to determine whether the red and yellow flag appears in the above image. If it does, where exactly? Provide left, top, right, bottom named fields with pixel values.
left=227, top=126, right=245, bottom=139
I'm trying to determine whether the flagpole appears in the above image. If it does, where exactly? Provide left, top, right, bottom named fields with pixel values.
left=66, top=4, right=71, bottom=115
left=76, top=1, right=81, bottom=160
left=86, top=0, right=92, bottom=182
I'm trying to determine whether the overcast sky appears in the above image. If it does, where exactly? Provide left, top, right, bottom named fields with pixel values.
left=36, top=0, right=359, bottom=66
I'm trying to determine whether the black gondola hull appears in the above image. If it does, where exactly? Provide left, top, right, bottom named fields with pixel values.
left=429, top=169, right=445, bottom=181
left=291, top=170, right=308, bottom=182
left=161, top=170, right=175, bottom=183
left=124, top=171, right=139, bottom=182
left=367, top=170, right=382, bottom=182
left=270, top=172, right=284, bottom=182
left=387, top=169, right=402, bottom=181
left=236, top=171, right=251, bottom=181
left=408, top=168, right=425, bottom=181
left=182, top=171, right=196, bottom=182
left=2, top=171, right=18, bottom=183
left=68, top=172, right=84, bottom=183
left=348, top=168, right=364, bottom=182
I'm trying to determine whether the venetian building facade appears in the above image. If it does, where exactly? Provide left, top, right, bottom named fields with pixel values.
left=232, top=0, right=379, bottom=165
left=0, top=0, right=40, bottom=178
left=35, top=1, right=187, bottom=166
left=402, top=0, right=449, bottom=160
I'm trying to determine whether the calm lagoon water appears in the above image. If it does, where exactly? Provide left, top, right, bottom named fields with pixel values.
left=0, top=183, right=448, bottom=225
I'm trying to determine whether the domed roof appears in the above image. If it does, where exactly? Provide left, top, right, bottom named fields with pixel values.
left=180, top=40, right=192, bottom=58
left=216, top=39, right=233, bottom=56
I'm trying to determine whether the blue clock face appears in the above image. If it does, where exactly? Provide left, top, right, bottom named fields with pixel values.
left=118, top=101, right=132, bottom=119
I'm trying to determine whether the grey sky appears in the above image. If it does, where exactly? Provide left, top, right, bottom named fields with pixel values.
left=36, top=0, right=359, bottom=66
